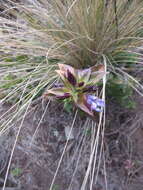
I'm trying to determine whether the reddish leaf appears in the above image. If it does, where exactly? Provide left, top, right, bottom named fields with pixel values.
left=56, top=92, right=71, bottom=99
left=55, top=70, right=66, bottom=82
left=78, top=81, right=84, bottom=87
left=83, top=85, right=97, bottom=93
left=77, top=68, right=91, bottom=84
left=75, top=94, right=94, bottom=117
left=58, top=63, right=76, bottom=77
left=67, top=69, right=77, bottom=86
left=43, top=87, right=69, bottom=100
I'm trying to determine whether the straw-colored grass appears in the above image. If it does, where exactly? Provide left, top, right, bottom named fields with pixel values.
left=0, top=0, right=143, bottom=189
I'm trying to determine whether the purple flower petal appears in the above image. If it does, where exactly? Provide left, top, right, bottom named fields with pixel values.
left=87, top=94, right=98, bottom=101
left=86, top=94, right=105, bottom=113
left=87, top=97, right=93, bottom=105
left=91, top=102, right=97, bottom=110
left=94, top=106, right=103, bottom=112
left=96, top=99, right=105, bottom=107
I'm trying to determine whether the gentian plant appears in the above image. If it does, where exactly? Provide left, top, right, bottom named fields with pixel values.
left=44, top=64, right=105, bottom=118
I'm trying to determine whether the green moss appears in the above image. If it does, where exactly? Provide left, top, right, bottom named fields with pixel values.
left=11, top=168, right=22, bottom=177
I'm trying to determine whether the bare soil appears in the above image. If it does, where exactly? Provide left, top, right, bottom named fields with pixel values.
left=0, top=96, right=143, bottom=190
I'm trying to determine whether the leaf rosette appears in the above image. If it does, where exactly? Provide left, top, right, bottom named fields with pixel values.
left=44, top=64, right=105, bottom=117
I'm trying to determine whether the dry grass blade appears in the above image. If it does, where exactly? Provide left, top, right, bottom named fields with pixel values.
left=49, top=110, right=78, bottom=190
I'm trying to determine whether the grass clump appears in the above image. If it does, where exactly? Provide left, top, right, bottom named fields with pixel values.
left=0, top=0, right=143, bottom=103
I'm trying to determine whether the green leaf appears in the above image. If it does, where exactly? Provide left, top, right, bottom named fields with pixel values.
left=15, top=55, right=28, bottom=62
left=4, top=57, right=15, bottom=62
left=11, top=168, right=22, bottom=177
left=63, top=99, right=73, bottom=113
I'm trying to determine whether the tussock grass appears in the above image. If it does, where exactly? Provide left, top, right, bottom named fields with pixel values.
left=0, top=0, right=143, bottom=189
left=1, top=0, right=143, bottom=101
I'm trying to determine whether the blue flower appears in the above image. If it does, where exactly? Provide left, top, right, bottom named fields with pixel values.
left=87, top=94, right=105, bottom=112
